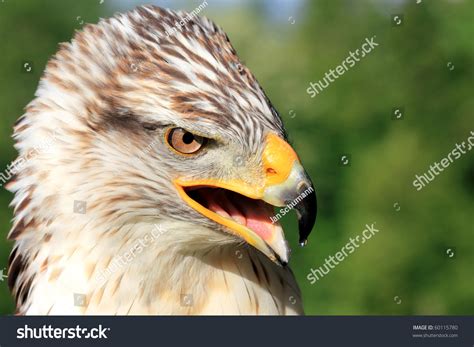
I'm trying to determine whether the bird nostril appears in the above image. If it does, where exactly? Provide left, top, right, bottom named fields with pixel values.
left=266, top=168, right=277, bottom=175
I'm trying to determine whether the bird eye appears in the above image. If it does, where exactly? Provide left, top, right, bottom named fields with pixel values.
left=166, top=128, right=206, bottom=154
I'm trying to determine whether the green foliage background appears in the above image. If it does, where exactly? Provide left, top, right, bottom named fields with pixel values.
left=0, top=0, right=472, bottom=315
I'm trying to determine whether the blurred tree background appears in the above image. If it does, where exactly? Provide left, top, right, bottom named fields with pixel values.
left=0, top=0, right=472, bottom=315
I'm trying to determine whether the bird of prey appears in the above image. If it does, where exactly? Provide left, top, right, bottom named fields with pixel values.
left=7, top=5, right=317, bottom=315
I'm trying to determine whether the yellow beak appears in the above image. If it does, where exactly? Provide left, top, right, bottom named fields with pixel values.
left=174, top=133, right=317, bottom=265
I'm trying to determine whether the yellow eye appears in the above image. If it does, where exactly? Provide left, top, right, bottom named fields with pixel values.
left=166, top=128, right=206, bottom=154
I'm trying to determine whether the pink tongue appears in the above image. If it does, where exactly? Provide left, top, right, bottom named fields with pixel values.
left=244, top=202, right=274, bottom=241
left=199, top=189, right=275, bottom=241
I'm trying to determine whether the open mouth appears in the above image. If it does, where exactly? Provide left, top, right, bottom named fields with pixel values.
left=186, top=187, right=278, bottom=241
left=172, top=134, right=317, bottom=265
left=174, top=182, right=290, bottom=265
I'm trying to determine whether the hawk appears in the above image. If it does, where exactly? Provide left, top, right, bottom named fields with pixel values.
left=7, top=5, right=317, bottom=315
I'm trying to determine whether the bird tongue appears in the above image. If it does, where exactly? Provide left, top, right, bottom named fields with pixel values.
left=196, top=188, right=275, bottom=241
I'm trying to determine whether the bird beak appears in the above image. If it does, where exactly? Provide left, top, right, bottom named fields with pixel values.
left=174, top=133, right=317, bottom=265
left=261, top=134, right=317, bottom=247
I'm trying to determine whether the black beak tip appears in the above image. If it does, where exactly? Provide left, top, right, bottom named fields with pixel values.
left=296, top=186, right=317, bottom=245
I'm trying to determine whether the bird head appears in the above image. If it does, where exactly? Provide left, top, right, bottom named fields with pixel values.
left=8, top=6, right=316, bottom=270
